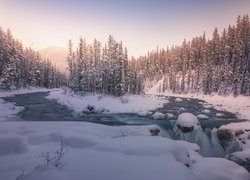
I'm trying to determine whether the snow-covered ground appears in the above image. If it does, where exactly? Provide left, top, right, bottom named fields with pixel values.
left=147, top=78, right=250, bottom=120
left=0, top=88, right=250, bottom=180
left=47, top=89, right=166, bottom=114
left=0, top=87, right=53, bottom=98
left=0, top=120, right=249, bottom=180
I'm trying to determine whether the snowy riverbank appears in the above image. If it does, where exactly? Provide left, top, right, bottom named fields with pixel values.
left=147, top=78, right=250, bottom=120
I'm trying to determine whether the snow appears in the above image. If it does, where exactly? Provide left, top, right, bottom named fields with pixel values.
left=0, top=98, right=24, bottom=122
left=220, top=122, right=250, bottom=131
left=219, top=122, right=250, bottom=150
left=147, top=80, right=250, bottom=120
left=137, top=111, right=148, bottom=117
left=0, top=87, right=52, bottom=98
left=176, top=113, right=200, bottom=128
left=166, top=113, right=176, bottom=119
left=175, top=97, right=183, bottom=102
left=0, top=135, right=28, bottom=156
left=47, top=89, right=166, bottom=114
left=216, top=113, right=225, bottom=118
left=191, top=157, right=250, bottom=180
left=152, top=111, right=165, bottom=120
left=197, top=114, right=209, bottom=119
left=228, top=149, right=250, bottom=162
left=201, top=109, right=211, bottom=114
left=0, top=90, right=249, bottom=180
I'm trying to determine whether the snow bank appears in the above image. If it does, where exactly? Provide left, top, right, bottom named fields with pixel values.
left=152, top=111, right=165, bottom=120
left=0, top=98, right=23, bottom=121
left=47, top=89, right=166, bottom=114
left=0, top=87, right=52, bottom=98
left=0, top=120, right=249, bottom=180
left=197, top=114, right=208, bottom=119
left=147, top=80, right=250, bottom=120
left=0, top=135, right=28, bottom=156
left=192, top=157, right=250, bottom=180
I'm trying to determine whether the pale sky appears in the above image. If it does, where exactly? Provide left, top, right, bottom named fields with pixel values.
left=0, top=0, right=250, bottom=57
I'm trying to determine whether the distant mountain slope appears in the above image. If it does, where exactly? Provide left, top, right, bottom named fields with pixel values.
left=40, top=46, right=68, bottom=73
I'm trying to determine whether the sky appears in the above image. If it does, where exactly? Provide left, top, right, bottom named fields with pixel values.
left=0, top=0, right=250, bottom=57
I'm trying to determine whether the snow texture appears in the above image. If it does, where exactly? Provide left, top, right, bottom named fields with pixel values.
left=46, top=89, right=166, bottom=114
left=152, top=111, right=165, bottom=120
left=176, top=113, right=200, bottom=128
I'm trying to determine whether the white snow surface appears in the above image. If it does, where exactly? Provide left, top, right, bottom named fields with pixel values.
left=152, top=111, right=165, bottom=120
left=47, top=89, right=166, bottom=114
left=0, top=99, right=24, bottom=122
left=176, top=113, right=200, bottom=128
left=0, top=87, right=52, bottom=97
left=0, top=121, right=249, bottom=180
left=147, top=79, right=250, bottom=120
left=0, top=89, right=249, bottom=180
left=197, top=114, right=209, bottom=119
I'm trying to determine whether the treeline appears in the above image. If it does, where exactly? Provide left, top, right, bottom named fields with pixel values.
left=134, top=15, right=250, bottom=96
left=67, top=35, right=144, bottom=96
left=0, top=28, right=66, bottom=90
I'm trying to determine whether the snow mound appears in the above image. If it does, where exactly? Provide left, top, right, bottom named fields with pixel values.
left=166, top=113, right=176, bottom=120
left=216, top=113, right=226, bottom=118
left=192, top=157, right=250, bottom=180
left=175, top=97, right=183, bottom=102
left=197, top=114, right=208, bottom=119
left=152, top=111, right=165, bottom=120
left=93, top=136, right=191, bottom=166
left=0, top=98, right=24, bottom=121
left=176, top=113, right=199, bottom=128
left=228, top=149, right=250, bottom=162
left=201, top=109, right=211, bottom=114
left=0, top=135, right=28, bottom=156
left=137, top=111, right=148, bottom=117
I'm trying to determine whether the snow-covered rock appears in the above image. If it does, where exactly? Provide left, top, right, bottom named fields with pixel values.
left=166, top=113, right=176, bottom=120
left=175, top=113, right=200, bottom=131
left=175, top=97, right=183, bottom=102
left=201, top=109, right=211, bottom=114
left=227, top=150, right=250, bottom=172
left=219, top=122, right=250, bottom=151
left=152, top=111, right=165, bottom=120
left=216, top=113, right=226, bottom=118
left=178, top=107, right=186, bottom=114
left=197, top=114, right=209, bottom=120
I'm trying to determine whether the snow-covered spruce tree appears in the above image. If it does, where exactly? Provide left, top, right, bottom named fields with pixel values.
left=0, top=28, right=66, bottom=90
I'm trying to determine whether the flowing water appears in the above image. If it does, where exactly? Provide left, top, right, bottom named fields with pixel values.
left=3, top=92, right=246, bottom=157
